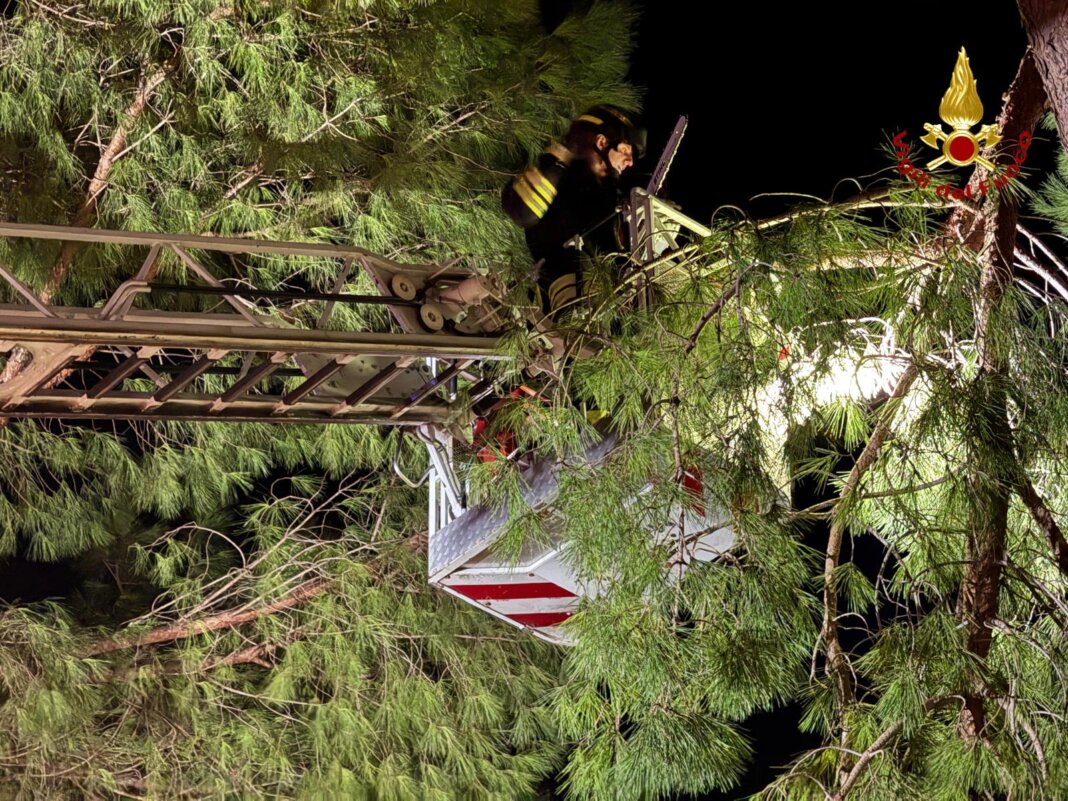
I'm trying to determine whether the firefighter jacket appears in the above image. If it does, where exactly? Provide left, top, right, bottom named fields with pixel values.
left=502, top=145, right=624, bottom=314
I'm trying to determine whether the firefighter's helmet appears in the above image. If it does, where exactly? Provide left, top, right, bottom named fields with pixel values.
left=569, top=105, right=646, bottom=160
left=500, top=106, right=645, bottom=229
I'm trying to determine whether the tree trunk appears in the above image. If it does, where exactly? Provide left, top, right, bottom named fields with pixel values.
left=1019, top=0, right=1068, bottom=151
left=953, top=51, right=1047, bottom=741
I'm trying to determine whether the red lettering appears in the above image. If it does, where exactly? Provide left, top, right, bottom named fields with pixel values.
left=892, top=130, right=909, bottom=159
left=1003, top=163, right=1019, bottom=178
left=1014, top=131, right=1032, bottom=165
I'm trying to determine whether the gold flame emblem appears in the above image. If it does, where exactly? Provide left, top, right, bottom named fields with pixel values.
left=920, top=48, right=1001, bottom=170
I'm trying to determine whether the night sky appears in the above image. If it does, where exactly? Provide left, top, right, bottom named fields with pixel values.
left=541, top=2, right=1035, bottom=798
left=628, top=1, right=1032, bottom=220
left=545, top=0, right=1034, bottom=221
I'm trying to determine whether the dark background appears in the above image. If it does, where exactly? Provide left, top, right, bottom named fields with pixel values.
left=544, top=0, right=1036, bottom=221
left=539, top=2, right=1033, bottom=798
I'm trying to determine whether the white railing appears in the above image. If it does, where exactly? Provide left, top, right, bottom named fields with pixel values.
left=625, top=187, right=712, bottom=309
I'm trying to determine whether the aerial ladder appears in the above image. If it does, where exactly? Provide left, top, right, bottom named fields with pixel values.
left=0, top=118, right=733, bottom=643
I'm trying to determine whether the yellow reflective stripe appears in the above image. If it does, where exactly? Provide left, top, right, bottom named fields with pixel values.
left=548, top=274, right=576, bottom=297
left=548, top=274, right=578, bottom=308
left=550, top=286, right=578, bottom=310
left=526, top=169, right=557, bottom=202
left=531, top=184, right=553, bottom=207
left=546, top=142, right=574, bottom=164
left=513, top=176, right=547, bottom=217
left=520, top=175, right=550, bottom=213
left=577, top=114, right=603, bottom=125
left=603, top=107, right=633, bottom=125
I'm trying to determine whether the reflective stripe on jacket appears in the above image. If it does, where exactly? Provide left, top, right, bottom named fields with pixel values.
left=501, top=143, right=573, bottom=229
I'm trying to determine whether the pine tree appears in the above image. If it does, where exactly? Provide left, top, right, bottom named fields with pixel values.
left=0, top=1, right=637, bottom=797
left=4, top=1, right=1068, bottom=800
left=487, top=48, right=1068, bottom=801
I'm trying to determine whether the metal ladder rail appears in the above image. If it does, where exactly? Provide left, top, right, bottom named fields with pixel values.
left=0, top=223, right=509, bottom=424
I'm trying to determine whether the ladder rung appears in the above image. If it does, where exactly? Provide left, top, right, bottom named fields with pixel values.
left=279, top=356, right=353, bottom=407
left=152, top=352, right=224, bottom=402
left=218, top=353, right=288, bottom=404
left=333, top=361, right=405, bottom=413
left=85, top=349, right=156, bottom=399
left=2, top=353, right=79, bottom=409
left=468, top=378, right=496, bottom=406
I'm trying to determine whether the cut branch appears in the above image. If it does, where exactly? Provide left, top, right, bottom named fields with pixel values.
left=84, top=577, right=333, bottom=657
left=203, top=640, right=285, bottom=670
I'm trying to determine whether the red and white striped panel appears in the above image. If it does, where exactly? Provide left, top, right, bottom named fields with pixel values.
left=439, top=574, right=579, bottom=643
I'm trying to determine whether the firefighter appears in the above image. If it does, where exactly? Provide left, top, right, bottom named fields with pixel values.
left=502, top=105, right=645, bottom=321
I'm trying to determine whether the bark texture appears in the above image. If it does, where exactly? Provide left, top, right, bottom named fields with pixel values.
left=952, top=51, right=1047, bottom=741
left=1019, top=0, right=1068, bottom=150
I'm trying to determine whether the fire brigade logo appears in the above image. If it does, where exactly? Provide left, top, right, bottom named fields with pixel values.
left=891, top=47, right=1031, bottom=200
left=919, top=48, right=1000, bottom=170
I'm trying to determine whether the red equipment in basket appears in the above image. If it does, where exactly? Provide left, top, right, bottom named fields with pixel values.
left=471, top=385, right=546, bottom=464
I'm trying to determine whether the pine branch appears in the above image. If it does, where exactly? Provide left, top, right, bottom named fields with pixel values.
left=822, top=363, right=919, bottom=734
left=83, top=577, right=333, bottom=656
left=1016, top=224, right=1068, bottom=285
left=303, top=100, right=360, bottom=143
left=684, top=262, right=757, bottom=355
left=995, top=692, right=1049, bottom=782
left=1014, top=474, right=1068, bottom=579
left=790, top=476, right=950, bottom=520
left=831, top=697, right=954, bottom=801
left=24, top=0, right=113, bottom=28
left=754, top=188, right=902, bottom=231
left=1003, top=557, right=1068, bottom=628
left=1014, top=247, right=1068, bottom=303
left=832, top=719, right=904, bottom=801
left=221, top=160, right=265, bottom=201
